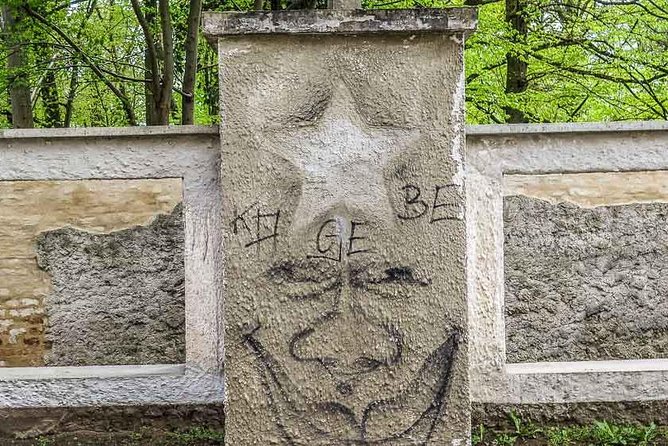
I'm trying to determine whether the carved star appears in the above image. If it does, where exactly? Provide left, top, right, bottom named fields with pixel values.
left=265, top=83, right=419, bottom=230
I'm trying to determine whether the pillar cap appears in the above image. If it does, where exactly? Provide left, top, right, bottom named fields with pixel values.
left=202, top=8, right=476, bottom=40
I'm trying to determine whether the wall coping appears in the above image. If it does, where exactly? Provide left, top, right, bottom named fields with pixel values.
left=1, top=121, right=667, bottom=141
left=202, top=9, right=476, bottom=38
left=467, top=121, right=668, bottom=136
left=0, top=125, right=219, bottom=140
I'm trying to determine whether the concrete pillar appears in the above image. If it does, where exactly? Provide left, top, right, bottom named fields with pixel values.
left=203, top=8, right=476, bottom=445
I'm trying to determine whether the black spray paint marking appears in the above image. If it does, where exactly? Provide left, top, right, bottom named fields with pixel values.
left=231, top=202, right=281, bottom=248
left=308, top=219, right=370, bottom=262
left=397, top=184, right=463, bottom=223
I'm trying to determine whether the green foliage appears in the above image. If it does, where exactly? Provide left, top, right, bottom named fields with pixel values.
left=509, top=410, right=543, bottom=439
left=493, top=432, right=518, bottom=445
left=473, top=423, right=488, bottom=445
left=21, top=421, right=668, bottom=446
left=28, top=427, right=225, bottom=446
left=474, top=413, right=668, bottom=446
left=33, top=437, right=53, bottom=446
left=0, top=0, right=666, bottom=127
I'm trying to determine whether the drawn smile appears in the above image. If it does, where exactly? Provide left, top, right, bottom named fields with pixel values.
left=244, top=323, right=460, bottom=445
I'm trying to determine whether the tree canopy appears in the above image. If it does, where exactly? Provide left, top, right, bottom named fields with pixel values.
left=0, top=0, right=666, bottom=128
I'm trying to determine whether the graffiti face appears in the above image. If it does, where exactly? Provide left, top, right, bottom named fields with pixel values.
left=242, top=212, right=461, bottom=444
left=224, top=80, right=466, bottom=445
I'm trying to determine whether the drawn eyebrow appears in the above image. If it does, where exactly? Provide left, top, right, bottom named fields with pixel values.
left=380, top=266, right=420, bottom=283
left=350, top=264, right=431, bottom=287
left=265, top=259, right=339, bottom=283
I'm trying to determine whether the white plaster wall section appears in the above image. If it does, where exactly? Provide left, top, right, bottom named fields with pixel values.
left=467, top=122, right=668, bottom=175
left=466, top=121, right=668, bottom=405
left=507, top=359, right=668, bottom=374
left=183, top=174, right=224, bottom=373
left=0, top=127, right=214, bottom=177
left=0, top=373, right=224, bottom=408
left=502, top=368, right=668, bottom=404
left=466, top=165, right=507, bottom=399
left=0, top=127, right=224, bottom=408
left=0, top=364, right=185, bottom=380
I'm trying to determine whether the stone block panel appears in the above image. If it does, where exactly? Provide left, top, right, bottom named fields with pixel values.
left=504, top=174, right=668, bottom=362
left=216, top=27, right=469, bottom=444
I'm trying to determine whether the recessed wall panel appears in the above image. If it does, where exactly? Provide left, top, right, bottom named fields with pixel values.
left=504, top=172, right=668, bottom=363
left=0, top=179, right=184, bottom=367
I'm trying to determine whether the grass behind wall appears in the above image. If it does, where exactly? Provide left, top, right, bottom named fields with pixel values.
left=474, top=412, right=668, bottom=446
left=23, top=417, right=668, bottom=445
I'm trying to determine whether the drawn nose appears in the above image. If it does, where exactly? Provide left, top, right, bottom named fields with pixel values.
left=290, top=280, right=401, bottom=375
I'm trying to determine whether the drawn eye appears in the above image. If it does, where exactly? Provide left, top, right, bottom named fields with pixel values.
left=265, top=259, right=338, bottom=283
left=369, top=266, right=430, bottom=286
left=264, top=260, right=341, bottom=302
left=364, top=283, right=413, bottom=300
left=284, top=279, right=340, bottom=301
left=383, top=266, right=417, bottom=283
left=353, top=266, right=430, bottom=300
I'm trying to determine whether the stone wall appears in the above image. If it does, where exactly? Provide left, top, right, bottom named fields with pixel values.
left=504, top=172, right=668, bottom=363
left=0, top=179, right=183, bottom=367
left=0, top=124, right=666, bottom=419
left=208, top=9, right=474, bottom=444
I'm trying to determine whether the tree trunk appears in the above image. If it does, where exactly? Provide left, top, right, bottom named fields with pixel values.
left=40, top=69, right=62, bottom=127
left=2, top=5, right=34, bottom=128
left=134, top=0, right=173, bottom=125
left=156, top=0, right=174, bottom=125
left=139, top=0, right=159, bottom=125
left=181, top=0, right=202, bottom=125
left=504, top=0, right=529, bottom=123
left=64, top=63, right=79, bottom=127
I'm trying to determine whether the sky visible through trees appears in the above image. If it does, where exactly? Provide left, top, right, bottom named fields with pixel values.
left=0, top=0, right=666, bottom=128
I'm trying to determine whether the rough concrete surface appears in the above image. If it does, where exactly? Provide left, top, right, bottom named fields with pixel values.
left=36, top=204, right=185, bottom=366
left=213, top=21, right=471, bottom=444
left=504, top=195, right=668, bottom=363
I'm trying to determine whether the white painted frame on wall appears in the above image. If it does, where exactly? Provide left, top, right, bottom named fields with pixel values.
left=467, top=121, right=668, bottom=405
left=0, top=126, right=224, bottom=408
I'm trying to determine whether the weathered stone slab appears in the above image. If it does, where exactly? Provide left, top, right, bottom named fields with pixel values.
left=206, top=9, right=473, bottom=445
left=505, top=195, right=668, bottom=363
left=202, top=8, right=476, bottom=37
